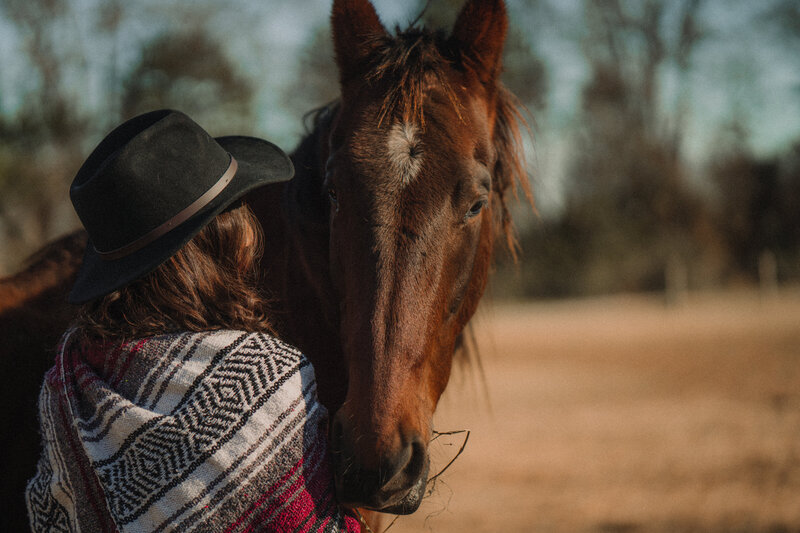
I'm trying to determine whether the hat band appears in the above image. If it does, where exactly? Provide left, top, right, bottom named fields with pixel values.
left=95, top=155, right=238, bottom=261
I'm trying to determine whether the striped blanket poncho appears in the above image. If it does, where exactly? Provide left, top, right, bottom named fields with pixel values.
left=26, top=330, right=360, bottom=533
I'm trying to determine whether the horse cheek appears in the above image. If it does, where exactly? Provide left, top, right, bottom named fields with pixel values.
left=457, top=210, right=494, bottom=327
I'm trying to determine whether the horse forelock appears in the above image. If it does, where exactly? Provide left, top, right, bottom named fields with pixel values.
left=364, top=29, right=461, bottom=128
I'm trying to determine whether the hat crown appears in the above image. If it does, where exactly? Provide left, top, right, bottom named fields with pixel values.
left=70, top=110, right=231, bottom=254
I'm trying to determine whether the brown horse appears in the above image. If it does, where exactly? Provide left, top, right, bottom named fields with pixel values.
left=0, top=0, right=529, bottom=528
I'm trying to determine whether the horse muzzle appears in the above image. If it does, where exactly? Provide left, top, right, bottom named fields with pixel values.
left=330, top=414, right=429, bottom=514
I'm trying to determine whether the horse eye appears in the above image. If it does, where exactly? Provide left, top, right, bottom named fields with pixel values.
left=465, top=199, right=487, bottom=220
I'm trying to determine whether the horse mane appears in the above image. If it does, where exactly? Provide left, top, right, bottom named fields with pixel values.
left=493, top=85, right=533, bottom=260
left=361, top=26, right=533, bottom=260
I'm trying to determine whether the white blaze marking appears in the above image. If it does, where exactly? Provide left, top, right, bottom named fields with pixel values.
left=387, top=122, right=423, bottom=185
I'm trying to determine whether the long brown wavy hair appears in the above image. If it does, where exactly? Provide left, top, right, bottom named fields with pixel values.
left=74, top=204, right=273, bottom=341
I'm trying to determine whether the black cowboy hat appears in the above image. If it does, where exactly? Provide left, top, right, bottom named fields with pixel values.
left=68, top=109, right=294, bottom=304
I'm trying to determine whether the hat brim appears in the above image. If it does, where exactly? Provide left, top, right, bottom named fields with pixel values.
left=68, top=136, right=294, bottom=304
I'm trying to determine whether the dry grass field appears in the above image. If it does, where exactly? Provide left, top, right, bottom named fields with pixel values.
left=388, top=288, right=800, bottom=533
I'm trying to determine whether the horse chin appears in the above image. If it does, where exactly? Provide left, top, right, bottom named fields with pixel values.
left=341, top=462, right=429, bottom=516
left=373, top=473, right=428, bottom=515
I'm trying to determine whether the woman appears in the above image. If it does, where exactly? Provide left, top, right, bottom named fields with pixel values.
left=26, top=110, right=360, bottom=533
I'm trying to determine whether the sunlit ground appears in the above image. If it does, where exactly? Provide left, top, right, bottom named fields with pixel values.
left=387, top=288, right=800, bottom=533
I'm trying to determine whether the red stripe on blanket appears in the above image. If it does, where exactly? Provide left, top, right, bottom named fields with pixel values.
left=248, top=447, right=325, bottom=530
left=237, top=442, right=359, bottom=533
left=224, top=451, right=309, bottom=532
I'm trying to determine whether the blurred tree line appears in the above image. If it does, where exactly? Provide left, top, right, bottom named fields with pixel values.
left=502, top=0, right=800, bottom=298
left=0, top=0, right=798, bottom=299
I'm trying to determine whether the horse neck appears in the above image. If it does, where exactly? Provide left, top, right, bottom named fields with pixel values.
left=247, top=107, right=348, bottom=410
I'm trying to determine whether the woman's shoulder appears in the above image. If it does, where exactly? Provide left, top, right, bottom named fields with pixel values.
left=135, top=329, right=305, bottom=360
left=199, top=329, right=306, bottom=359
left=63, top=328, right=302, bottom=356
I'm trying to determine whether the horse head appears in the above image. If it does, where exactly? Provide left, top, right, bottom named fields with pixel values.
left=322, top=0, right=527, bottom=514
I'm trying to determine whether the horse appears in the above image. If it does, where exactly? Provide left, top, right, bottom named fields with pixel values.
left=0, top=0, right=530, bottom=529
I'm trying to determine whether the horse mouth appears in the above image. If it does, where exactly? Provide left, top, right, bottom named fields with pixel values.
left=336, top=460, right=429, bottom=515
left=369, top=472, right=428, bottom=515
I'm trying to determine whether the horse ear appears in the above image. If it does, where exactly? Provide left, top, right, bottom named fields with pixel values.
left=331, top=0, right=388, bottom=85
left=450, top=0, right=508, bottom=86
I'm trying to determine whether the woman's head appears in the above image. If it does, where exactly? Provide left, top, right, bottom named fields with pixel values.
left=67, top=110, right=293, bottom=303
left=75, top=204, right=273, bottom=340
left=64, top=110, right=295, bottom=338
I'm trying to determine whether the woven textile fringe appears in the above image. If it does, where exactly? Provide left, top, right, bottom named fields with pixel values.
left=26, top=330, right=360, bottom=533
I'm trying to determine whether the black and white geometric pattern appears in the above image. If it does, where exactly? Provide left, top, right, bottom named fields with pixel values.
left=93, top=333, right=304, bottom=523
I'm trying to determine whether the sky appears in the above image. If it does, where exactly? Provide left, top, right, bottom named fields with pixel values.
left=0, top=0, right=798, bottom=215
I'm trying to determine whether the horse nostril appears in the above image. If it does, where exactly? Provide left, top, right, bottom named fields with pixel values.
left=405, top=439, right=426, bottom=481
left=380, top=438, right=427, bottom=493
left=398, top=439, right=425, bottom=482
